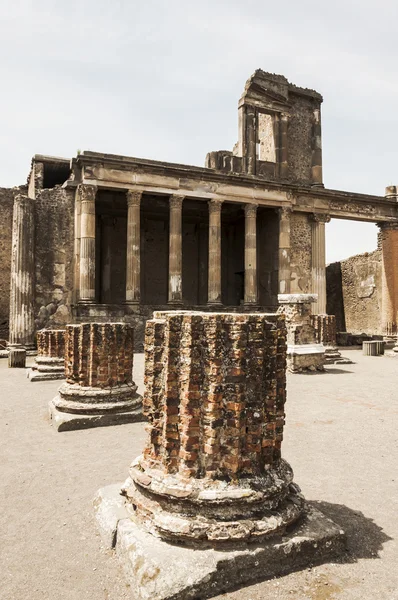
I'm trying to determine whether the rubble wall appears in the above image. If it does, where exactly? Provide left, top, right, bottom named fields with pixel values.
left=326, top=249, right=382, bottom=335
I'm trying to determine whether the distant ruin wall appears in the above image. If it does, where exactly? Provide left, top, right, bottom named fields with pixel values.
left=34, top=186, right=75, bottom=331
left=326, top=249, right=382, bottom=335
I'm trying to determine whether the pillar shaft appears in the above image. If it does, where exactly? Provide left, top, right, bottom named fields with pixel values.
left=311, top=214, right=330, bottom=314
left=246, top=107, right=257, bottom=175
left=126, top=190, right=142, bottom=304
left=168, top=195, right=184, bottom=304
left=79, top=184, right=97, bottom=302
left=9, top=195, right=35, bottom=348
left=278, top=207, right=291, bottom=294
left=279, top=114, right=289, bottom=179
left=73, top=187, right=81, bottom=304
left=379, top=220, right=398, bottom=335
left=311, top=108, right=323, bottom=185
left=244, top=203, right=258, bottom=305
left=207, top=199, right=223, bottom=305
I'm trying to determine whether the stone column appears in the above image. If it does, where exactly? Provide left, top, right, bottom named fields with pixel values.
left=278, top=206, right=292, bottom=295
left=9, top=194, right=36, bottom=348
left=49, top=322, right=142, bottom=431
left=73, top=187, right=81, bottom=304
left=79, top=184, right=97, bottom=303
left=279, top=114, right=289, bottom=179
left=379, top=218, right=398, bottom=335
left=29, top=329, right=66, bottom=381
left=246, top=106, right=257, bottom=175
left=244, top=203, right=258, bottom=306
left=207, top=199, right=223, bottom=305
left=168, top=195, right=184, bottom=305
left=311, top=214, right=330, bottom=315
left=311, top=108, right=323, bottom=186
left=126, top=190, right=142, bottom=305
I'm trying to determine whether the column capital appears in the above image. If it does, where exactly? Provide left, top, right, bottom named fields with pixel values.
left=169, top=195, right=184, bottom=209
left=77, top=183, right=97, bottom=202
left=277, top=205, right=293, bottom=218
left=311, top=213, right=331, bottom=224
left=126, top=190, right=142, bottom=207
left=208, top=198, right=223, bottom=214
left=244, top=203, right=258, bottom=217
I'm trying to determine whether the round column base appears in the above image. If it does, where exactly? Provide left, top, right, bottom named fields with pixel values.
left=53, top=382, right=142, bottom=415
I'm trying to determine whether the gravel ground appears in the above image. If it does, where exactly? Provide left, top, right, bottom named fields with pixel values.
left=0, top=349, right=397, bottom=600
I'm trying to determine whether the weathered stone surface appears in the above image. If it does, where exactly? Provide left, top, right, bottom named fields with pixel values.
left=278, top=295, right=325, bottom=372
left=95, top=482, right=345, bottom=600
left=8, top=347, right=26, bottom=368
left=50, top=322, right=142, bottom=431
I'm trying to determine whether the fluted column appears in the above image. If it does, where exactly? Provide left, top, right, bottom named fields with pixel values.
left=244, top=203, right=258, bottom=305
left=73, top=187, right=81, bottom=303
left=311, top=214, right=330, bottom=314
left=9, top=194, right=35, bottom=348
left=79, top=184, right=97, bottom=302
left=278, top=207, right=292, bottom=294
left=379, top=217, right=398, bottom=335
left=207, top=199, right=223, bottom=305
left=126, top=190, right=142, bottom=304
left=168, top=195, right=184, bottom=304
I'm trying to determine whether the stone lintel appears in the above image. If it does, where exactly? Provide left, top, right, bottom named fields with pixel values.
left=94, top=485, right=345, bottom=600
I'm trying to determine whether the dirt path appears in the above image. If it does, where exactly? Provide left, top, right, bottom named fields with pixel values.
left=0, top=350, right=397, bottom=600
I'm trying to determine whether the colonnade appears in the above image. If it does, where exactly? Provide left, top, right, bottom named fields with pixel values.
left=74, top=184, right=291, bottom=307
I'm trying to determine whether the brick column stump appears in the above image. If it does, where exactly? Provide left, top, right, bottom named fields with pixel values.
left=311, top=314, right=352, bottom=365
left=8, top=346, right=27, bottom=368
left=28, top=329, right=66, bottom=381
left=94, top=311, right=345, bottom=599
left=278, top=294, right=325, bottom=372
left=49, top=323, right=143, bottom=431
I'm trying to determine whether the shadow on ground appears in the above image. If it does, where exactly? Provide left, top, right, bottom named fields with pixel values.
left=310, top=500, right=393, bottom=560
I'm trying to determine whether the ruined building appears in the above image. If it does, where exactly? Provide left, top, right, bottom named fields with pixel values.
left=1, top=69, right=398, bottom=345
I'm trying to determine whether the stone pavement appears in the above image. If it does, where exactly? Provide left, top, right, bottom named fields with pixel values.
left=0, top=349, right=397, bottom=600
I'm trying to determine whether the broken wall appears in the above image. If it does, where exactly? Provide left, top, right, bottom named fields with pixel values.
left=326, top=249, right=382, bottom=335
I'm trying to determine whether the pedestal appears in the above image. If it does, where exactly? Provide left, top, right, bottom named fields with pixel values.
left=28, top=329, right=66, bottom=382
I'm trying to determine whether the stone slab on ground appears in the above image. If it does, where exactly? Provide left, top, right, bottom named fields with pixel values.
left=94, top=484, right=346, bottom=600
left=48, top=399, right=145, bottom=432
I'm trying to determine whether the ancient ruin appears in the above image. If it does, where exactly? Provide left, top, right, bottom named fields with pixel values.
left=95, top=311, right=345, bottom=599
left=28, top=329, right=66, bottom=381
left=49, top=322, right=142, bottom=431
left=1, top=70, right=398, bottom=349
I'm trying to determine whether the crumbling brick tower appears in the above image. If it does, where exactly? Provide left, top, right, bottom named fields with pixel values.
left=122, top=311, right=304, bottom=543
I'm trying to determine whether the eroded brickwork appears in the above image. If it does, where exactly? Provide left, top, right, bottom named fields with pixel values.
left=37, top=329, right=66, bottom=358
left=65, top=323, right=134, bottom=388
left=123, top=311, right=305, bottom=545
left=311, top=315, right=337, bottom=347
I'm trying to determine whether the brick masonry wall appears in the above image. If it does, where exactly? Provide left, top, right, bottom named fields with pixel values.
left=290, top=213, right=312, bottom=294
left=326, top=249, right=382, bottom=335
left=287, top=95, right=314, bottom=184
left=65, top=323, right=134, bottom=388
left=34, top=186, right=75, bottom=331
left=37, top=329, right=66, bottom=358
left=143, top=312, right=287, bottom=480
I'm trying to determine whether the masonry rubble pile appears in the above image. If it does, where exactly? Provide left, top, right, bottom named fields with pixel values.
left=49, top=322, right=142, bottom=431
left=94, top=311, right=345, bottom=600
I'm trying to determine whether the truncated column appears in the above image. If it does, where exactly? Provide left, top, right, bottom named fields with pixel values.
left=29, top=329, right=66, bottom=381
left=126, top=190, right=142, bottom=304
left=207, top=199, right=223, bottom=305
left=244, top=203, right=258, bottom=305
left=49, top=323, right=143, bottom=431
left=168, top=195, right=184, bottom=304
left=79, top=184, right=97, bottom=302
left=9, top=194, right=35, bottom=348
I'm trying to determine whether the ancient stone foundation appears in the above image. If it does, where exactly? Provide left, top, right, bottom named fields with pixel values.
left=278, top=295, right=325, bottom=372
left=311, top=314, right=351, bottom=365
left=49, top=323, right=142, bottom=431
left=28, top=329, right=66, bottom=381
left=94, top=311, right=345, bottom=600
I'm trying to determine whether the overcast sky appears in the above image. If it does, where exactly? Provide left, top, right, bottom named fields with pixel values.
left=1, top=0, right=397, bottom=263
